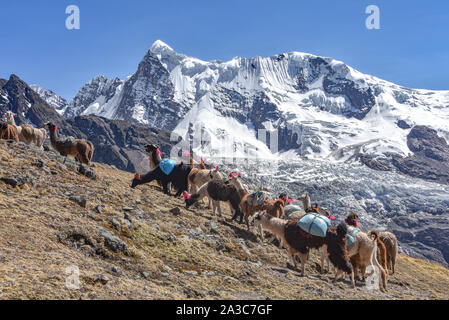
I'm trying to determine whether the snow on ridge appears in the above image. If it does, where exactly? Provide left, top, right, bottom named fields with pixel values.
left=54, top=40, right=449, bottom=163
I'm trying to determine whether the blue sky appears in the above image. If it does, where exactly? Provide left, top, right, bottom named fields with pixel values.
left=0, top=0, right=448, bottom=100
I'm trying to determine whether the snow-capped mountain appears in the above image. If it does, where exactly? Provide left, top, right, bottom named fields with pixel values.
left=37, top=40, right=449, bottom=164
left=30, top=84, right=68, bottom=115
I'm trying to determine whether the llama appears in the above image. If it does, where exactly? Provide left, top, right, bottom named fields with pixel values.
left=144, top=144, right=162, bottom=170
left=228, top=175, right=284, bottom=231
left=253, top=212, right=355, bottom=287
left=3, top=111, right=46, bottom=148
left=344, top=212, right=388, bottom=290
left=184, top=179, right=243, bottom=222
left=0, top=121, right=19, bottom=142
left=378, top=232, right=398, bottom=275
left=46, top=122, right=94, bottom=165
left=131, top=162, right=192, bottom=197
left=298, top=192, right=332, bottom=216
left=188, top=167, right=225, bottom=208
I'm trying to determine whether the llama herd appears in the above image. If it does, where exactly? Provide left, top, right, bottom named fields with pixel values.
left=0, top=112, right=94, bottom=165
left=0, top=113, right=399, bottom=292
left=131, top=144, right=399, bottom=291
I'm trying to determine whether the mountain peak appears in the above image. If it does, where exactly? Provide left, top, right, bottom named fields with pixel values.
left=150, top=40, right=174, bottom=53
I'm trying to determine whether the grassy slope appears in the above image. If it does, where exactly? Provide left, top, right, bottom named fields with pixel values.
left=0, top=141, right=449, bottom=300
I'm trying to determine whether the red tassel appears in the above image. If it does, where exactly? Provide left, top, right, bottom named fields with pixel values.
left=134, top=173, right=141, bottom=180
left=288, top=198, right=294, bottom=204
left=183, top=192, right=191, bottom=200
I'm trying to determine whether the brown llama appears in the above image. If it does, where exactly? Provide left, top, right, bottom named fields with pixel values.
left=144, top=144, right=162, bottom=170
left=228, top=175, right=284, bottom=230
left=3, top=111, right=47, bottom=148
left=253, top=212, right=355, bottom=287
left=344, top=212, right=388, bottom=290
left=47, top=122, right=94, bottom=166
left=0, top=121, right=19, bottom=142
left=379, top=231, right=398, bottom=274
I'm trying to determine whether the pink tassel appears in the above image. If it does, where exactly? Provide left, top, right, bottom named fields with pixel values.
left=329, top=216, right=336, bottom=220
left=183, top=192, right=191, bottom=200
left=288, top=198, right=294, bottom=204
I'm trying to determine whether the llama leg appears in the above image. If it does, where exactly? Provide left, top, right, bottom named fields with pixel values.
left=391, top=256, right=396, bottom=275
left=162, top=182, right=169, bottom=195
left=288, top=249, right=298, bottom=269
left=217, top=202, right=223, bottom=217
left=320, top=245, right=328, bottom=274
left=258, top=225, right=264, bottom=243
left=298, top=252, right=308, bottom=276
left=211, top=201, right=217, bottom=216
left=277, top=236, right=283, bottom=249
left=333, top=269, right=344, bottom=283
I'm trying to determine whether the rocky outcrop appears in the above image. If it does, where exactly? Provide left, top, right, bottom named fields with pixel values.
left=389, top=212, right=449, bottom=267
left=66, top=116, right=178, bottom=173
left=1, top=74, right=179, bottom=173
left=392, top=126, right=449, bottom=184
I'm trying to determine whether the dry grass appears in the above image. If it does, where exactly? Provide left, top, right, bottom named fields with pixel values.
left=0, top=141, right=449, bottom=300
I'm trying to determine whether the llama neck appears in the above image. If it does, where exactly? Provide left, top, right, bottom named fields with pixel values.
left=150, top=151, right=162, bottom=168
left=232, top=179, right=248, bottom=197
left=49, top=129, right=58, bottom=147
left=301, top=196, right=311, bottom=211
left=7, top=116, right=16, bottom=126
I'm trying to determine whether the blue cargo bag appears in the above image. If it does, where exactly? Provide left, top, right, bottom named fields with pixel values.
left=283, top=205, right=304, bottom=220
left=160, top=159, right=175, bottom=175
left=298, top=213, right=331, bottom=237
left=346, top=226, right=361, bottom=249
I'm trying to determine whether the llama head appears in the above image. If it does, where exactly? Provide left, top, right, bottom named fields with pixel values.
left=46, top=122, right=58, bottom=132
left=144, top=144, right=158, bottom=154
left=130, top=173, right=141, bottom=189
left=253, top=211, right=267, bottom=227
left=3, top=111, right=16, bottom=121
left=345, top=212, right=359, bottom=227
